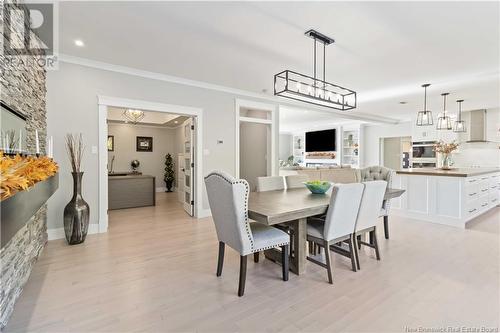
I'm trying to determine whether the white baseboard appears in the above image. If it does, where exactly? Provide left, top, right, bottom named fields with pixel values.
left=197, top=208, right=212, bottom=219
left=47, top=224, right=101, bottom=241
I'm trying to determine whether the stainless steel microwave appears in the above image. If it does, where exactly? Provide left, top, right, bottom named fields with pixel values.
left=412, top=141, right=436, bottom=159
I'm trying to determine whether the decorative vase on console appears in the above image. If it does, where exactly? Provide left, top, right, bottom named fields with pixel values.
left=64, top=133, right=89, bottom=245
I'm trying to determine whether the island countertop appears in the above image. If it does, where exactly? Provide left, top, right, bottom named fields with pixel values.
left=396, top=167, right=500, bottom=177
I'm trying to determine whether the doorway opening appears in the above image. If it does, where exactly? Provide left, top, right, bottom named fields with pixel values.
left=235, top=100, right=277, bottom=191
left=97, top=96, right=204, bottom=233
left=380, top=136, right=412, bottom=170
left=106, top=107, right=195, bottom=218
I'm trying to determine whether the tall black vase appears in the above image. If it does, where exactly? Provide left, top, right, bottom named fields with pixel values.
left=64, top=172, right=90, bottom=245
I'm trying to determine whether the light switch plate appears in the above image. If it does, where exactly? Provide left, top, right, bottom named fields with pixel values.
left=91, top=146, right=98, bottom=154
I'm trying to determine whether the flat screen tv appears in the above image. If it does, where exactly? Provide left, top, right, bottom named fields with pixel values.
left=305, top=129, right=336, bottom=152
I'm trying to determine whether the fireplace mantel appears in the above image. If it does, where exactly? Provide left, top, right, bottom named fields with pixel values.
left=1, top=174, right=59, bottom=248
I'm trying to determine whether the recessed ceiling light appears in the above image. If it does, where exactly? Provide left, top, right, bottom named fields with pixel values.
left=74, top=39, right=85, bottom=47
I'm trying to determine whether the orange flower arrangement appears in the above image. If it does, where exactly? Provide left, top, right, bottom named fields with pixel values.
left=0, top=151, right=58, bottom=200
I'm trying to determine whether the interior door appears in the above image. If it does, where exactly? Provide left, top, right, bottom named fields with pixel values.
left=183, top=118, right=194, bottom=216
left=177, top=154, right=185, bottom=203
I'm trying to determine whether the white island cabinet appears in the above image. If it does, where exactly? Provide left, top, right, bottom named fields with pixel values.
left=391, top=168, right=499, bottom=228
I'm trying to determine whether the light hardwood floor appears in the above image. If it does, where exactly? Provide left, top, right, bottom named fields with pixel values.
left=5, top=192, right=500, bottom=332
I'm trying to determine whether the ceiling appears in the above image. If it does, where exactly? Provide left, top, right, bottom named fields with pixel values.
left=107, top=107, right=187, bottom=128
left=60, top=1, right=499, bottom=121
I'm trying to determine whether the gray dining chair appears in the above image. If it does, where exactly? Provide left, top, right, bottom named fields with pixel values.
left=256, top=176, right=285, bottom=192
left=306, top=183, right=365, bottom=284
left=354, top=180, right=388, bottom=269
left=205, top=171, right=290, bottom=297
left=360, top=166, right=394, bottom=239
left=285, top=174, right=309, bottom=189
left=256, top=175, right=291, bottom=256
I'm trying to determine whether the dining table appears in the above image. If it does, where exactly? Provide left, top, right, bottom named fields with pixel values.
left=248, top=187, right=405, bottom=275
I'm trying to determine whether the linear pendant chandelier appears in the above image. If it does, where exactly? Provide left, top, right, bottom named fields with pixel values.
left=274, top=30, right=356, bottom=111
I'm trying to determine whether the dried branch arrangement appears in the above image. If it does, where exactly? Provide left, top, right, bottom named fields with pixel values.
left=433, top=140, right=459, bottom=154
left=0, top=152, right=58, bottom=200
left=65, top=133, right=85, bottom=173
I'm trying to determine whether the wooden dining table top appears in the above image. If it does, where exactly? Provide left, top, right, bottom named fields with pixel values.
left=248, top=187, right=405, bottom=225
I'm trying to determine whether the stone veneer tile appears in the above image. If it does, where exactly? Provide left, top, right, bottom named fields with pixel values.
left=0, top=1, right=49, bottom=328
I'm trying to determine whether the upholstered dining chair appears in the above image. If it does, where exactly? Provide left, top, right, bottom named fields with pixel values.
left=306, top=183, right=365, bottom=284
left=256, top=176, right=285, bottom=192
left=285, top=174, right=309, bottom=189
left=360, top=166, right=394, bottom=239
left=255, top=175, right=292, bottom=257
left=353, top=180, right=388, bottom=269
left=205, top=171, right=290, bottom=297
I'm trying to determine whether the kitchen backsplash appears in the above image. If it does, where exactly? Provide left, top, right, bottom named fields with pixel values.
left=451, top=142, right=500, bottom=167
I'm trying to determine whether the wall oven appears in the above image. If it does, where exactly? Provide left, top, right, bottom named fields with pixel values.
left=412, top=141, right=437, bottom=168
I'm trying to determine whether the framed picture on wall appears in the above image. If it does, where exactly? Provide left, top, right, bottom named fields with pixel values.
left=136, top=136, right=153, bottom=152
left=107, top=135, right=114, bottom=151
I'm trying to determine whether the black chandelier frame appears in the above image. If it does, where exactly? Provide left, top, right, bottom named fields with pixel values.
left=273, top=30, right=357, bottom=111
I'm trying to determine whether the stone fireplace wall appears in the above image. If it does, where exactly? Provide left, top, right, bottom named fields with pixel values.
left=0, top=1, right=48, bottom=328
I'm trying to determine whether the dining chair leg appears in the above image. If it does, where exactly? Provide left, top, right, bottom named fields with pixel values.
left=238, top=255, right=248, bottom=297
left=281, top=245, right=289, bottom=281
left=357, top=235, right=362, bottom=250
left=254, top=252, right=259, bottom=263
left=373, top=227, right=381, bottom=260
left=348, top=235, right=357, bottom=272
left=352, top=234, right=361, bottom=270
left=216, top=241, right=225, bottom=277
left=383, top=215, right=389, bottom=239
left=324, top=241, right=333, bottom=284
left=369, top=230, right=374, bottom=245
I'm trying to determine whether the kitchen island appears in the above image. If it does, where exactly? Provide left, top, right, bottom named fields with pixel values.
left=391, top=168, right=499, bottom=228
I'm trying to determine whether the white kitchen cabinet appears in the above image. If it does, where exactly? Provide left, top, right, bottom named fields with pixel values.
left=392, top=170, right=500, bottom=228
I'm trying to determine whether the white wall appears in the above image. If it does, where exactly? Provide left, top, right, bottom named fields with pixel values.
left=46, top=61, right=281, bottom=230
left=363, top=121, right=412, bottom=167
left=279, top=133, right=293, bottom=161
left=107, top=123, right=175, bottom=189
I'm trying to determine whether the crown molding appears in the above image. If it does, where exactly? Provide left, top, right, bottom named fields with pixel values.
left=58, top=53, right=400, bottom=124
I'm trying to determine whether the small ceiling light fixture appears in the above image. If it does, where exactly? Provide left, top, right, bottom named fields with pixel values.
left=436, top=92, right=452, bottom=130
left=416, top=83, right=434, bottom=126
left=122, top=109, right=145, bottom=124
left=274, top=29, right=356, bottom=111
left=74, top=39, right=85, bottom=47
left=453, top=99, right=467, bottom=133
